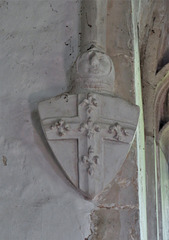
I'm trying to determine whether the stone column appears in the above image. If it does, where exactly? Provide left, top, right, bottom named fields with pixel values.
left=80, top=0, right=108, bottom=52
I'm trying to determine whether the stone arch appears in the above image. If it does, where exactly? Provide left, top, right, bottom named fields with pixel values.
left=154, top=66, right=169, bottom=240
left=158, top=122, right=169, bottom=162
left=154, top=64, right=169, bottom=135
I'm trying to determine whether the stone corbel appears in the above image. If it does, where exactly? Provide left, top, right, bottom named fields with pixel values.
left=38, top=0, right=139, bottom=199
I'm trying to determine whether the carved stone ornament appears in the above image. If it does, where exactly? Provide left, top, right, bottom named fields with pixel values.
left=38, top=0, right=139, bottom=199
left=38, top=89, right=139, bottom=198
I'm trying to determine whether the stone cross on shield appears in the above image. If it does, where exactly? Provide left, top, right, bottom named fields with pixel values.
left=39, top=91, right=139, bottom=198
left=38, top=0, right=139, bottom=199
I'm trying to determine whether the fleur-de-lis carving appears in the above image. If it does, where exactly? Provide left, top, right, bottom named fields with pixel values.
left=79, top=117, right=100, bottom=139
left=81, top=146, right=99, bottom=176
left=80, top=94, right=98, bottom=113
left=108, top=123, right=127, bottom=141
left=50, top=119, right=70, bottom=136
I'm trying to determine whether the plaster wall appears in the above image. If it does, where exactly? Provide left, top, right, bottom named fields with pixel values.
left=0, top=1, right=94, bottom=239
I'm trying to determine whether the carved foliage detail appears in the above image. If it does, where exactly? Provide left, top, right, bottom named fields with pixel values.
left=108, top=123, right=127, bottom=141
left=79, top=117, right=100, bottom=139
left=81, top=146, right=99, bottom=176
left=50, top=119, right=70, bottom=136
left=80, top=94, right=98, bottom=113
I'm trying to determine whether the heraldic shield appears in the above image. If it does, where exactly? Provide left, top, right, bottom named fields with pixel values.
left=38, top=92, right=139, bottom=199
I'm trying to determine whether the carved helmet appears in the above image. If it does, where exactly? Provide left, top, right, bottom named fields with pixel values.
left=70, top=46, right=115, bottom=95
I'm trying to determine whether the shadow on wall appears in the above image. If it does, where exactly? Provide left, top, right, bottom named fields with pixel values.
left=63, top=1, right=81, bottom=89
left=157, top=48, right=169, bottom=74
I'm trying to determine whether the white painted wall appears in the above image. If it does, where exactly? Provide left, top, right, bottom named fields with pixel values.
left=0, top=0, right=94, bottom=239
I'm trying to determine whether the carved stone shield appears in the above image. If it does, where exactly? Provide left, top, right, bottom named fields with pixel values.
left=38, top=92, right=139, bottom=199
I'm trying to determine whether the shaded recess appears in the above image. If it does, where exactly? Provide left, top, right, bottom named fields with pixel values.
left=157, top=48, right=169, bottom=74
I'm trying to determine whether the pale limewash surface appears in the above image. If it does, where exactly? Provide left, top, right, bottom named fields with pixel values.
left=0, top=0, right=94, bottom=239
